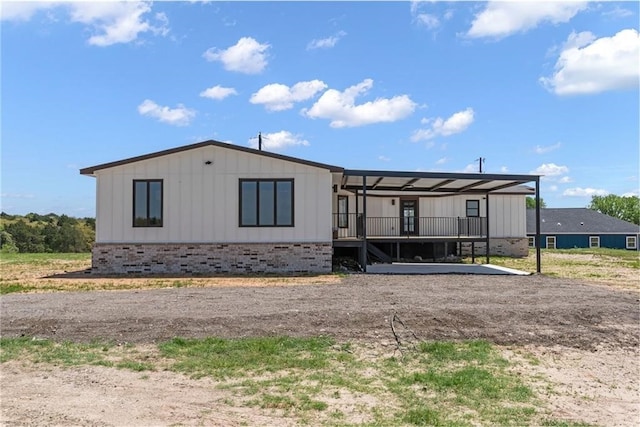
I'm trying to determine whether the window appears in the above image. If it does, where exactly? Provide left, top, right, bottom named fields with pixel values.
left=133, top=180, right=163, bottom=227
left=466, top=200, right=480, bottom=217
left=589, top=236, right=600, bottom=248
left=337, top=195, right=349, bottom=228
left=626, top=236, right=637, bottom=250
left=528, top=236, right=535, bottom=248
left=546, top=236, right=556, bottom=249
left=240, top=179, right=293, bottom=227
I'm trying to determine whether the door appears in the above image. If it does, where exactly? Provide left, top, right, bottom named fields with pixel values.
left=400, top=198, right=418, bottom=235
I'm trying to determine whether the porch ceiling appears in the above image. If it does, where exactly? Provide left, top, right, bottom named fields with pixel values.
left=340, top=170, right=538, bottom=194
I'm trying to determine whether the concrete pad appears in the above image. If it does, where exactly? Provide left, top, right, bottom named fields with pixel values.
left=366, top=262, right=531, bottom=275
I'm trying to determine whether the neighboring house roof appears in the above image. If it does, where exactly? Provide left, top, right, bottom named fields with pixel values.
left=80, top=139, right=344, bottom=176
left=526, top=208, right=640, bottom=234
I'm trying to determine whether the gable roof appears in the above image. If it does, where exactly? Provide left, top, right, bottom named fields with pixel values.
left=526, top=208, right=640, bottom=234
left=80, top=140, right=344, bottom=176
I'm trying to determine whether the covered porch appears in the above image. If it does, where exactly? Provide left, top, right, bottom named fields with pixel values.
left=333, top=169, right=542, bottom=272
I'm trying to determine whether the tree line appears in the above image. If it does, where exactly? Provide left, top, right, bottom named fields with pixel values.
left=0, top=212, right=95, bottom=253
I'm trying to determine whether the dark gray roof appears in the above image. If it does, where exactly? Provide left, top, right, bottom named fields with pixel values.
left=341, top=170, right=538, bottom=195
left=526, top=208, right=640, bottom=234
left=80, top=140, right=344, bottom=176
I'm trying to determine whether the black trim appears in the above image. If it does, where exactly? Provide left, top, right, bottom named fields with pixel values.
left=133, top=179, right=163, bottom=227
left=239, top=179, right=294, bottom=227
left=466, top=200, right=480, bottom=217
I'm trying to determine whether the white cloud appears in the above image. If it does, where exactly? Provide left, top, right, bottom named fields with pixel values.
left=203, top=37, right=270, bottom=74
left=530, top=163, right=570, bottom=181
left=467, top=1, right=588, bottom=39
left=378, top=155, right=391, bottom=162
left=540, top=29, right=640, bottom=95
left=307, top=31, right=346, bottom=50
left=250, top=80, right=327, bottom=112
left=461, top=163, right=479, bottom=173
left=248, top=131, right=309, bottom=151
left=603, top=6, right=634, bottom=19
left=622, top=190, right=639, bottom=197
left=302, top=79, right=416, bottom=128
left=549, top=185, right=559, bottom=192
left=199, top=85, right=238, bottom=100
left=534, top=142, right=562, bottom=154
left=411, top=108, right=475, bottom=142
left=1, top=1, right=60, bottom=21
left=558, top=176, right=573, bottom=183
left=500, top=166, right=509, bottom=173
left=436, top=157, right=448, bottom=165
left=1, top=1, right=168, bottom=46
left=137, top=99, right=196, bottom=126
left=414, top=13, right=440, bottom=30
left=563, top=187, right=608, bottom=197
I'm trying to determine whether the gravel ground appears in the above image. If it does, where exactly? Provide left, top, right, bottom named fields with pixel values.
left=1, top=273, right=639, bottom=426
left=1, top=273, right=638, bottom=350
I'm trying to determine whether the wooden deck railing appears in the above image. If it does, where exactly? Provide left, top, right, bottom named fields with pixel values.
left=332, top=214, right=486, bottom=239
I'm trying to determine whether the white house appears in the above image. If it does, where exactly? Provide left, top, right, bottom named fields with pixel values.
left=81, top=140, right=542, bottom=274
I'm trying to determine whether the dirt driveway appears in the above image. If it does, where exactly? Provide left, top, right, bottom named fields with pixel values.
left=1, top=274, right=638, bottom=349
left=1, top=273, right=639, bottom=426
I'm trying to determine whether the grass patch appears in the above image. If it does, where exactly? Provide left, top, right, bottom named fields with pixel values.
left=158, top=336, right=336, bottom=379
left=467, top=248, right=639, bottom=289
left=1, top=336, right=588, bottom=426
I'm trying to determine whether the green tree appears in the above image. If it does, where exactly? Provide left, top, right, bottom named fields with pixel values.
left=0, top=229, right=19, bottom=253
left=4, top=220, right=45, bottom=252
left=589, top=195, right=640, bottom=225
left=526, top=197, right=546, bottom=209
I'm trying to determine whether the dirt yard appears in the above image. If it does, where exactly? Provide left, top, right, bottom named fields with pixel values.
left=1, top=267, right=639, bottom=425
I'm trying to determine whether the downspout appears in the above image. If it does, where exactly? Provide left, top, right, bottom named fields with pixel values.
left=535, top=177, right=542, bottom=273
left=485, top=192, right=490, bottom=264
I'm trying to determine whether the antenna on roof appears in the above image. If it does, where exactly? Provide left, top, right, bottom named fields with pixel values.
left=249, top=132, right=267, bottom=151
left=476, top=157, right=485, bottom=173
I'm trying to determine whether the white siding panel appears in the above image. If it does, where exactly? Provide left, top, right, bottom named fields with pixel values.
left=95, top=145, right=332, bottom=243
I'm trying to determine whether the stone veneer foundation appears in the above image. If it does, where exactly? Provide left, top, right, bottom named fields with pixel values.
left=459, top=237, right=529, bottom=258
left=92, top=242, right=333, bottom=275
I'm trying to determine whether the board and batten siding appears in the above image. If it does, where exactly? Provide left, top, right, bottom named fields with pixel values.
left=95, top=145, right=332, bottom=244
left=334, top=193, right=526, bottom=238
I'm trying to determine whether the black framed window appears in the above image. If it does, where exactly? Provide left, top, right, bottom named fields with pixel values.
left=466, top=200, right=480, bottom=217
left=133, top=180, right=163, bottom=227
left=240, top=179, right=294, bottom=227
left=337, top=195, right=349, bottom=228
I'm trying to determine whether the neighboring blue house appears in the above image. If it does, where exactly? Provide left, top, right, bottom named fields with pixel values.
left=526, top=208, right=639, bottom=250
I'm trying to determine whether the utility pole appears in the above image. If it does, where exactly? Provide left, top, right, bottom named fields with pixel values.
left=258, top=132, right=262, bottom=151
left=477, top=157, right=485, bottom=173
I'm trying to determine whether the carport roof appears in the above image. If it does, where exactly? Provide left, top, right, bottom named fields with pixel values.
left=340, top=169, right=539, bottom=194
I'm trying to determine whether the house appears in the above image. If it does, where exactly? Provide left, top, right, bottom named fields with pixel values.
left=80, top=140, right=542, bottom=275
left=526, top=208, right=639, bottom=250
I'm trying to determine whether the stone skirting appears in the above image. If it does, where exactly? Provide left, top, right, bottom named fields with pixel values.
left=92, top=242, right=333, bottom=275
left=459, top=237, right=529, bottom=258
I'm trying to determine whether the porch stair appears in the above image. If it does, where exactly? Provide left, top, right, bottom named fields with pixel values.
left=367, top=242, right=392, bottom=263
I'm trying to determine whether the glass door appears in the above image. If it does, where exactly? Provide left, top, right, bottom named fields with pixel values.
left=401, top=199, right=418, bottom=235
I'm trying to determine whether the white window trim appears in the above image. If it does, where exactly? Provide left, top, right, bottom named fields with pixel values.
left=528, top=236, right=535, bottom=248
left=546, top=236, right=556, bottom=249
left=626, top=236, right=637, bottom=250
left=589, top=236, right=600, bottom=248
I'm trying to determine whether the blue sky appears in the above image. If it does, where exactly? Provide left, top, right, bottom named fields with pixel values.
left=2, top=1, right=638, bottom=216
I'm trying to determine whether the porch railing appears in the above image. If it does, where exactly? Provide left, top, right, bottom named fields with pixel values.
left=332, top=214, right=486, bottom=239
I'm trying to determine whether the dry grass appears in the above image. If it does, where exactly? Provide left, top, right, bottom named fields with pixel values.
left=2, top=248, right=637, bottom=294
left=479, top=249, right=639, bottom=292
left=0, top=253, right=341, bottom=294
